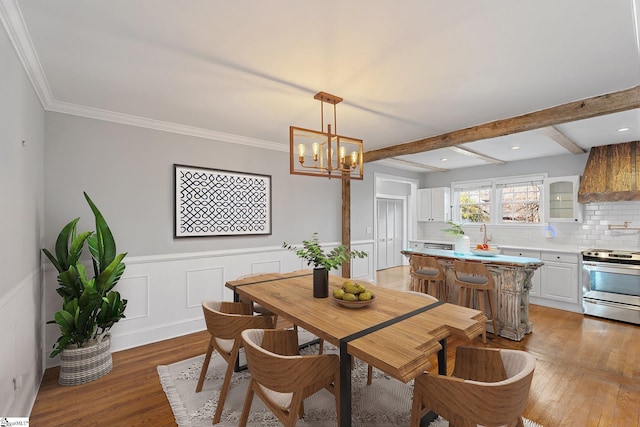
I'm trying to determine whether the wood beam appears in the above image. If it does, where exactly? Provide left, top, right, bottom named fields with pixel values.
left=364, top=85, right=640, bottom=162
left=539, top=126, right=587, bottom=154
left=341, top=177, right=351, bottom=278
left=448, top=146, right=506, bottom=164
left=381, top=158, right=450, bottom=172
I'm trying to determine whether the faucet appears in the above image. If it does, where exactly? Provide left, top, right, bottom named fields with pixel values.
left=480, top=224, right=491, bottom=245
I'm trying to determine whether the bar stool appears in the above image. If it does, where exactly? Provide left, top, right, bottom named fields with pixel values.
left=410, top=255, right=446, bottom=301
left=452, top=259, right=498, bottom=343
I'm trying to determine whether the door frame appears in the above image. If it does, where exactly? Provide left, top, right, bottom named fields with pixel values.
left=373, top=173, right=419, bottom=270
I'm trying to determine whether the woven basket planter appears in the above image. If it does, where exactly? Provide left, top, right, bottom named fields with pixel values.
left=58, top=335, right=113, bottom=386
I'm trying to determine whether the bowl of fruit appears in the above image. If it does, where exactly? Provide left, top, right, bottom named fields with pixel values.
left=332, top=280, right=375, bottom=308
left=470, top=243, right=500, bottom=256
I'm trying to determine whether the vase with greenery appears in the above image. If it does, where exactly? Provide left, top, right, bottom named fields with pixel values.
left=282, top=233, right=367, bottom=298
left=442, top=220, right=470, bottom=254
left=42, top=192, right=127, bottom=384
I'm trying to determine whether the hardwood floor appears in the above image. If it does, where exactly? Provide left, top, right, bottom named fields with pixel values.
left=30, top=266, right=639, bottom=426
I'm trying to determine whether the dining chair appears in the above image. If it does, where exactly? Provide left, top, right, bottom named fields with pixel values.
left=410, top=346, right=536, bottom=427
left=453, top=259, right=498, bottom=343
left=410, top=255, right=446, bottom=301
left=366, top=290, right=439, bottom=385
left=239, top=328, right=340, bottom=427
left=195, top=301, right=276, bottom=425
left=237, top=273, right=327, bottom=358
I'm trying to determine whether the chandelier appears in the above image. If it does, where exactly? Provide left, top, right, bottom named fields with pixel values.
left=289, top=92, right=363, bottom=180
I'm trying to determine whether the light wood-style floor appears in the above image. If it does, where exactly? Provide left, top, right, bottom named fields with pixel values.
left=30, top=266, right=640, bottom=427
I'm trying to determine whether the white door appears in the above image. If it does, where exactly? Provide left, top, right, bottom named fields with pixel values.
left=376, top=198, right=404, bottom=270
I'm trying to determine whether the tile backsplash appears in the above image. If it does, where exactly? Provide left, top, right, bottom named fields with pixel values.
left=417, top=201, right=640, bottom=252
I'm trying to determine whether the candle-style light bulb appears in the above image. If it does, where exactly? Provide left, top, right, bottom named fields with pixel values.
left=298, top=143, right=305, bottom=165
left=339, top=146, right=346, bottom=167
left=312, top=142, right=319, bottom=162
left=351, top=151, right=358, bottom=168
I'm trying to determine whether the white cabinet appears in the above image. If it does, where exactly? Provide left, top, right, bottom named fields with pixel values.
left=544, top=176, right=583, bottom=222
left=417, top=187, right=451, bottom=222
left=539, top=252, right=579, bottom=304
left=501, top=248, right=541, bottom=297
left=500, top=247, right=581, bottom=313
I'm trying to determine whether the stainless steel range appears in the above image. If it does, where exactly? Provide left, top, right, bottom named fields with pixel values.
left=582, top=249, right=640, bottom=325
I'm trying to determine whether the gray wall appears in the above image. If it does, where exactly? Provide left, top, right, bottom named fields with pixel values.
left=1, top=22, right=45, bottom=416
left=44, top=113, right=349, bottom=256
left=43, top=112, right=424, bottom=255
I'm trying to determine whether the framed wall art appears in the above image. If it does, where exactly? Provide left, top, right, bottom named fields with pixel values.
left=174, top=164, right=272, bottom=237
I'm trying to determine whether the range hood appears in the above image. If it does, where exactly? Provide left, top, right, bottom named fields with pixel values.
left=578, top=140, right=640, bottom=203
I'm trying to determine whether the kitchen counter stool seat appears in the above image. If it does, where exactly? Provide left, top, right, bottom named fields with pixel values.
left=453, top=259, right=498, bottom=343
left=410, top=255, right=446, bottom=301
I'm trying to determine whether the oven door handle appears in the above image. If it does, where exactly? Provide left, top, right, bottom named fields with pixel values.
left=583, top=262, right=640, bottom=275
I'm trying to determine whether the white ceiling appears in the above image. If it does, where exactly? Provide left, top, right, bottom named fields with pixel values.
left=4, top=0, right=640, bottom=172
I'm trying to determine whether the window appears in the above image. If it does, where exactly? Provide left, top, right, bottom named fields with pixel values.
left=452, top=174, right=545, bottom=225
left=497, top=179, right=542, bottom=224
left=453, top=182, right=492, bottom=223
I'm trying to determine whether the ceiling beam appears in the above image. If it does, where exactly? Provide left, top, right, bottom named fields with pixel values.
left=364, top=85, right=640, bottom=162
left=381, top=158, right=449, bottom=172
left=538, top=126, right=587, bottom=154
left=448, top=146, right=506, bottom=164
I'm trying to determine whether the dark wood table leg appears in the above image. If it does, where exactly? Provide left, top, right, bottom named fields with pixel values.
left=339, top=340, right=352, bottom=427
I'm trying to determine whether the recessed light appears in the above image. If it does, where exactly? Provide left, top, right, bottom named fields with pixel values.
left=440, top=158, right=448, bottom=162
left=617, top=127, right=630, bottom=132
left=511, top=146, right=520, bottom=150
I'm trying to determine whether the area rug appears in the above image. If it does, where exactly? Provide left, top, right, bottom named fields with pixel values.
left=158, top=338, right=542, bottom=427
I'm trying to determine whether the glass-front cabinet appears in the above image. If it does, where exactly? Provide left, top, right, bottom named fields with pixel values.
left=544, top=176, right=583, bottom=222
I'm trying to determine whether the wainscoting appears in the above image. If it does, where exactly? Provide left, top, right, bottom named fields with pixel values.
left=0, top=270, right=42, bottom=417
left=42, top=240, right=375, bottom=369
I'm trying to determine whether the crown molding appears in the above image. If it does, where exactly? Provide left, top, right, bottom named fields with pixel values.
left=50, top=100, right=287, bottom=151
left=0, top=0, right=286, bottom=152
left=0, top=0, right=54, bottom=108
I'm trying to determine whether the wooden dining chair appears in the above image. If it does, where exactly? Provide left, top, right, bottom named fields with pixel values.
left=410, top=346, right=536, bottom=427
left=453, top=259, right=498, bottom=343
left=195, top=301, right=276, bottom=425
left=236, top=272, right=300, bottom=330
left=239, top=328, right=341, bottom=427
left=410, top=255, right=446, bottom=301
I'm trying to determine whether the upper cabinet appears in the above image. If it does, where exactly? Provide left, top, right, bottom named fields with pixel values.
left=544, top=176, right=583, bottom=223
left=417, top=187, right=451, bottom=222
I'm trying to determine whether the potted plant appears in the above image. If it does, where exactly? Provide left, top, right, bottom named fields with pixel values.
left=283, top=233, right=367, bottom=298
left=442, top=220, right=470, bottom=254
left=42, top=192, right=127, bottom=385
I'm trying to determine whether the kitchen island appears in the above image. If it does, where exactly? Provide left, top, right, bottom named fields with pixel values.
left=401, top=248, right=543, bottom=341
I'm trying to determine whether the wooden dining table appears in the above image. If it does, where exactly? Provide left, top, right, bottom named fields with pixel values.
left=226, top=270, right=486, bottom=427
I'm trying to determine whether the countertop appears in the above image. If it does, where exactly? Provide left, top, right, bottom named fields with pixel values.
left=402, top=248, right=543, bottom=266
left=410, top=239, right=582, bottom=254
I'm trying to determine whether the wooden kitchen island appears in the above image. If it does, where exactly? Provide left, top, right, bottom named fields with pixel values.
left=401, top=248, right=543, bottom=341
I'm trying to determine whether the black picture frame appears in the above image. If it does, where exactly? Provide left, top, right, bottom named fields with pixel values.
left=174, top=164, right=272, bottom=237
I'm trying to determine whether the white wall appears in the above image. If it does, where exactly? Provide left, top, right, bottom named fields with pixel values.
left=0, top=22, right=45, bottom=416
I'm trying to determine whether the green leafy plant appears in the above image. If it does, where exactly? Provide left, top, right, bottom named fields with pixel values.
left=283, top=232, right=367, bottom=271
left=42, top=192, right=127, bottom=357
left=442, top=220, right=465, bottom=236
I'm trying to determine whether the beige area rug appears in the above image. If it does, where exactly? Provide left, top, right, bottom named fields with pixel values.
left=158, top=334, right=543, bottom=427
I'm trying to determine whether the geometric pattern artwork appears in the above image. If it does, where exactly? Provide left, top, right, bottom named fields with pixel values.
left=174, top=164, right=272, bottom=237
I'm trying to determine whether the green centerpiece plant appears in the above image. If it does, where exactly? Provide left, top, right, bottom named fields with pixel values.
left=283, top=233, right=367, bottom=297
left=282, top=232, right=367, bottom=271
